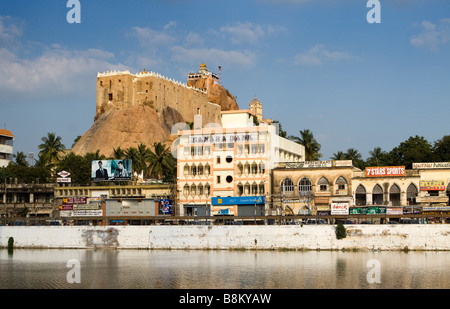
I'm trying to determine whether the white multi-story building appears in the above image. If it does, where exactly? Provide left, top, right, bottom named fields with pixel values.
left=0, top=129, right=14, bottom=168
left=175, top=110, right=305, bottom=219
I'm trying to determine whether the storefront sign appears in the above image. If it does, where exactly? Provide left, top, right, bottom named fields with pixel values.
left=72, top=210, right=103, bottom=217
left=190, top=133, right=258, bottom=144
left=331, top=202, right=349, bottom=215
left=285, top=160, right=353, bottom=169
left=413, top=162, right=450, bottom=169
left=350, top=206, right=386, bottom=215
left=365, top=166, right=405, bottom=177
left=212, top=196, right=265, bottom=206
left=62, top=197, right=87, bottom=205
left=59, top=205, right=73, bottom=210
left=420, top=180, right=446, bottom=191
left=387, top=207, right=403, bottom=215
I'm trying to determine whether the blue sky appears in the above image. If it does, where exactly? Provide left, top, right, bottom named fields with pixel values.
left=1, top=0, right=449, bottom=162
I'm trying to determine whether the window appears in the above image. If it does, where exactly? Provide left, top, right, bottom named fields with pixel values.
left=336, top=176, right=347, bottom=190
left=216, top=156, right=221, bottom=164
left=281, top=178, right=294, bottom=193
left=299, top=177, right=312, bottom=196
left=226, top=155, right=233, bottom=163
left=318, top=177, right=329, bottom=191
left=226, top=175, right=233, bottom=183
left=217, top=176, right=221, bottom=184
left=108, top=93, right=113, bottom=101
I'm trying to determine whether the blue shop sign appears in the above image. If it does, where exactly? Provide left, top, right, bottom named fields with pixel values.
left=212, top=196, right=265, bottom=206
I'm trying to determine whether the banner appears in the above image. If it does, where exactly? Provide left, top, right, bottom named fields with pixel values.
left=331, top=202, right=349, bottom=215
left=420, top=180, right=446, bottom=191
left=92, top=159, right=132, bottom=182
left=159, top=199, right=174, bottom=215
left=212, top=196, right=265, bottom=206
left=365, top=166, right=405, bottom=177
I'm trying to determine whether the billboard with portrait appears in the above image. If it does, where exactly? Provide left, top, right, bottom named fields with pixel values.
left=92, top=159, right=132, bottom=182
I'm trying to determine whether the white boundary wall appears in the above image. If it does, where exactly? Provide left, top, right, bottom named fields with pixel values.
left=1, top=225, right=449, bottom=251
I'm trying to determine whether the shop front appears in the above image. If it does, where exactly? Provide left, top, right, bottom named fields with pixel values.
left=211, top=196, right=265, bottom=217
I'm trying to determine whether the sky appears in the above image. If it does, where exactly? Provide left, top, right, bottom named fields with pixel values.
left=1, top=0, right=449, bottom=163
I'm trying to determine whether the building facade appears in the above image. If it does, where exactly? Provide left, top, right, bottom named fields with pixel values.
left=272, top=161, right=450, bottom=220
left=0, top=129, right=14, bottom=168
left=176, top=110, right=305, bottom=219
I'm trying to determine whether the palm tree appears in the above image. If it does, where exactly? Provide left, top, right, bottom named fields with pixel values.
left=148, top=142, right=175, bottom=180
left=134, top=143, right=152, bottom=178
left=112, top=147, right=126, bottom=160
left=367, top=147, right=386, bottom=166
left=330, top=151, right=346, bottom=160
left=13, top=151, right=29, bottom=167
left=38, top=132, right=65, bottom=167
left=289, top=129, right=321, bottom=161
left=344, top=148, right=362, bottom=161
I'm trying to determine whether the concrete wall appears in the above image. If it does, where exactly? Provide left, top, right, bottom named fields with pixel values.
left=1, top=225, right=449, bottom=251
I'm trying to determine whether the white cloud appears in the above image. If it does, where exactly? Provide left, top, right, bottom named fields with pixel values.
left=410, top=19, right=450, bottom=51
left=0, top=46, right=127, bottom=100
left=294, top=44, right=353, bottom=66
left=131, top=26, right=177, bottom=51
left=219, top=22, right=287, bottom=45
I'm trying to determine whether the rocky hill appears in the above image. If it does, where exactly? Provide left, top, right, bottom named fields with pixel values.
left=71, top=68, right=239, bottom=158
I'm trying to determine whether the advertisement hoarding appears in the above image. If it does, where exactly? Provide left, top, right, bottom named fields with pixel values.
left=92, top=159, right=132, bottom=182
left=420, top=180, right=446, bottom=191
left=211, top=196, right=265, bottom=206
left=331, top=202, right=349, bottom=215
left=365, top=166, right=405, bottom=177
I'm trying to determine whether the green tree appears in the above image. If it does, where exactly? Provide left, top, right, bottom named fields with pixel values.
left=386, top=135, right=434, bottom=168
left=134, top=143, right=152, bottom=178
left=38, top=132, right=65, bottom=167
left=112, top=147, right=126, bottom=160
left=148, top=142, right=176, bottom=181
left=367, top=146, right=387, bottom=166
left=12, top=151, right=29, bottom=167
left=289, top=129, right=322, bottom=161
left=433, top=135, right=450, bottom=162
left=56, top=152, right=91, bottom=185
left=330, top=151, right=346, bottom=160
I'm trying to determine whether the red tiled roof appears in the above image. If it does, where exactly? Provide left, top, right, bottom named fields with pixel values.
left=0, top=129, right=14, bottom=138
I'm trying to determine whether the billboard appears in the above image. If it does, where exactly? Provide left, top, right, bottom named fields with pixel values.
left=331, top=202, right=349, bottom=215
left=211, top=196, right=265, bottom=206
left=365, top=166, right=405, bottom=177
left=420, top=180, right=446, bottom=191
left=159, top=199, right=174, bottom=215
left=92, top=160, right=132, bottom=181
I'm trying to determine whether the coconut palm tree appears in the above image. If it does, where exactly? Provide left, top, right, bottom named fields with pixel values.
left=134, top=143, right=152, bottom=178
left=38, top=132, right=65, bottom=167
left=289, top=129, right=321, bottom=161
left=148, top=142, right=175, bottom=180
left=112, top=147, right=126, bottom=160
left=367, top=147, right=386, bottom=166
left=13, top=151, right=29, bottom=167
left=330, top=151, right=346, bottom=160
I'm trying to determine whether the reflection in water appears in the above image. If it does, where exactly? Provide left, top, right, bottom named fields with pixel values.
left=0, top=249, right=449, bottom=289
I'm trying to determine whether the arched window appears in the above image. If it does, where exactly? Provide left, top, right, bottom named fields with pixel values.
left=298, top=177, right=312, bottom=196
left=355, top=184, right=366, bottom=206
left=281, top=178, right=294, bottom=193
left=373, top=184, right=384, bottom=205
left=336, top=176, right=347, bottom=190
left=407, top=183, right=418, bottom=205
left=318, top=177, right=329, bottom=191
left=183, top=184, right=189, bottom=196
left=389, top=184, right=401, bottom=206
